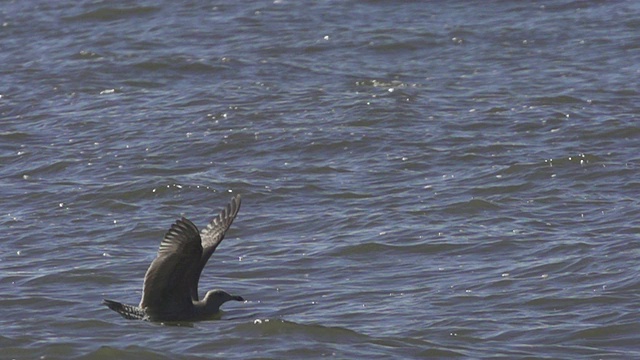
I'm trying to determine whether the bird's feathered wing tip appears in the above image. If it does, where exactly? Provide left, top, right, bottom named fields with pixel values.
left=200, top=194, right=241, bottom=250
left=102, top=299, right=146, bottom=320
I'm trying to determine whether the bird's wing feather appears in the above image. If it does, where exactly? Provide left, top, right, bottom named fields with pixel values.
left=140, top=217, right=202, bottom=317
left=190, top=194, right=241, bottom=301
left=103, top=299, right=146, bottom=320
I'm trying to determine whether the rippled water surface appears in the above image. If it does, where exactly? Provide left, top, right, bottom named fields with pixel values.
left=2, top=1, right=640, bottom=359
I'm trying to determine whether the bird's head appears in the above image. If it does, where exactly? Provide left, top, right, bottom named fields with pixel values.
left=203, top=289, right=244, bottom=312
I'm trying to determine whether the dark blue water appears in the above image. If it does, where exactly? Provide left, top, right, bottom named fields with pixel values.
left=2, top=1, right=640, bottom=358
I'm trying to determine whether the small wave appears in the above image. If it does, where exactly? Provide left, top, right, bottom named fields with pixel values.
left=437, top=198, right=501, bottom=215
left=332, top=241, right=462, bottom=257
left=63, top=6, right=159, bottom=22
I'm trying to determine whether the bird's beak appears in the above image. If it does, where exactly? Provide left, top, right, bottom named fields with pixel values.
left=233, top=295, right=245, bottom=302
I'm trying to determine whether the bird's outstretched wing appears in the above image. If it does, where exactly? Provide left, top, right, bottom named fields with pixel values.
left=190, top=194, right=241, bottom=301
left=140, top=217, right=202, bottom=318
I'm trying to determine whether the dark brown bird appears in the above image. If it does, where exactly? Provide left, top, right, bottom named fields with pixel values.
left=103, top=194, right=243, bottom=321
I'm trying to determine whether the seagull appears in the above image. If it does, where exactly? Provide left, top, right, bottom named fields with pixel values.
left=103, top=194, right=244, bottom=322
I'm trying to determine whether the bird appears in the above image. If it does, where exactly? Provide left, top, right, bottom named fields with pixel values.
left=103, top=194, right=244, bottom=322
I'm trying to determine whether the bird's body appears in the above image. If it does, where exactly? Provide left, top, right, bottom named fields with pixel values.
left=103, top=195, right=243, bottom=322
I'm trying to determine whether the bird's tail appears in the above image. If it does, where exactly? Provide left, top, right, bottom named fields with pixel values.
left=102, top=299, right=146, bottom=320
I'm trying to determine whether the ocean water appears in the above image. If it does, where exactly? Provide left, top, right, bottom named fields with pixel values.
left=2, top=0, right=640, bottom=358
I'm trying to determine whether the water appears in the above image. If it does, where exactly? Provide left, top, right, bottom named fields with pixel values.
left=2, top=0, right=640, bottom=358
